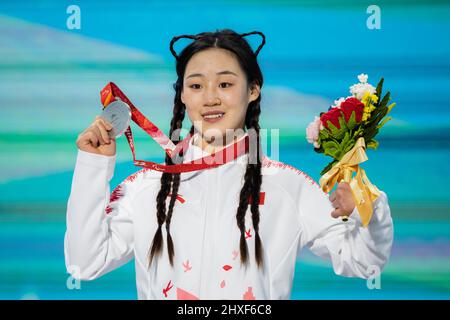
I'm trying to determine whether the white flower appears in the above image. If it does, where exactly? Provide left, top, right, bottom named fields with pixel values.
left=350, top=74, right=376, bottom=100
left=358, top=73, right=368, bottom=83
left=332, top=97, right=346, bottom=109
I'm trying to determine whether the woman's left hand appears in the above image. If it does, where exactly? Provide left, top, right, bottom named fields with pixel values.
left=329, top=182, right=356, bottom=219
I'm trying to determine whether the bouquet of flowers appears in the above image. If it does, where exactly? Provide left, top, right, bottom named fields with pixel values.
left=306, top=74, right=395, bottom=226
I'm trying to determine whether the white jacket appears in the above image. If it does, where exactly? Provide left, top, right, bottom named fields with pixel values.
left=64, top=132, right=394, bottom=300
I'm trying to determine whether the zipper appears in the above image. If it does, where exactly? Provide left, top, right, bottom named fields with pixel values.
left=198, top=167, right=220, bottom=298
left=210, top=166, right=220, bottom=298
left=198, top=169, right=211, bottom=298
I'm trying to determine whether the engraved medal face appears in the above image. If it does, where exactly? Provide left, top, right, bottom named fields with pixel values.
left=100, top=99, right=132, bottom=138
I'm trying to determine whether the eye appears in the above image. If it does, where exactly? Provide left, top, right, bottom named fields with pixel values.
left=189, top=84, right=201, bottom=89
left=220, top=82, right=233, bottom=88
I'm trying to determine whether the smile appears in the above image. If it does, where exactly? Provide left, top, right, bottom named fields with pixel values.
left=202, top=111, right=225, bottom=122
left=203, top=113, right=224, bottom=119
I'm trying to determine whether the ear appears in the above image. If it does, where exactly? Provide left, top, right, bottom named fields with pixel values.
left=248, top=83, right=261, bottom=104
left=181, top=88, right=185, bottom=104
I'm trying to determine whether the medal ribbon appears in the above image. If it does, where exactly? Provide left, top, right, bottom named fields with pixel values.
left=100, top=82, right=249, bottom=173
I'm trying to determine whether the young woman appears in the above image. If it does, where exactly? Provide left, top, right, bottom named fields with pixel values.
left=65, top=29, right=393, bottom=300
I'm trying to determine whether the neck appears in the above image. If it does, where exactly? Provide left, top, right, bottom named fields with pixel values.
left=194, top=130, right=246, bottom=154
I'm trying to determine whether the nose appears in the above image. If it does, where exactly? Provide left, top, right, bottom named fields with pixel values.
left=204, top=86, right=221, bottom=107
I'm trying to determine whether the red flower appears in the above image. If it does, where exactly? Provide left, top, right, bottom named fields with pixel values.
left=340, top=97, right=364, bottom=123
left=320, top=107, right=343, bottom=130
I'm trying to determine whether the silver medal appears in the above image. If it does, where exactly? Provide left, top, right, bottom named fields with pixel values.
left=100, top=98, right=132, bottom=138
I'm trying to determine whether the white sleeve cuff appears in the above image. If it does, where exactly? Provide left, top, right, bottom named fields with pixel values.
left=76, top=149, right=116, bottom=181
left=345, top=205, right=363, bottom=230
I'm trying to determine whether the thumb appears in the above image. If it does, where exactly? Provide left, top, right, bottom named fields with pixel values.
left=331, top=208, right=345, bottom=218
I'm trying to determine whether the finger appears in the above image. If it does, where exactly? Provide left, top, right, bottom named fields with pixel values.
left=329, top=192, right=336, bottom=202
left=338, top=182, right=351, bottom=191
left=90, top=125, right=107, bottom=145
left=331, top=208, right=346, bottom=219
left=96, top=117, right=113, bottom=131
left=94, top=120, right=111, bottom=143
left=96, top=118, right=114, bottom=140
left=331, top=198, right=340, bottom=208
left=85, top=131, right=99, bottom=148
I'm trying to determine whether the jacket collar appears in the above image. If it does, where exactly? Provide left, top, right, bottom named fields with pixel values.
left=179, top=131, right=249, bottom=181
left=182, top=131, right=249, bottom=163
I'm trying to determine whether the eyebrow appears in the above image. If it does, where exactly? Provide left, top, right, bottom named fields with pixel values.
left=186, top=70, right=238, bottom=79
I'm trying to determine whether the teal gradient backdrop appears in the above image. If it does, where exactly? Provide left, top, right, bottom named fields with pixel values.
left=0, top=0, right=449, bottom=299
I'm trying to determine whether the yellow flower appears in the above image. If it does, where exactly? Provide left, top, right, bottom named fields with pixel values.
left=362, top=91, right=379, bottom=105
left=362, top=113, right=369, bottom=121
left=361, top=92, right=378, bottom=123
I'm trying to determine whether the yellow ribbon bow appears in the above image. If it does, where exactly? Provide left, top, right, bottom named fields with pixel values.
left=319, top=137, right=381, bottom=227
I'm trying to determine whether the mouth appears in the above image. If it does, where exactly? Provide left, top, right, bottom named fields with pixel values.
left=202, top=111, right=226, bottom=122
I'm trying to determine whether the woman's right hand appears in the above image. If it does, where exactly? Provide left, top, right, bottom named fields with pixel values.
left=76, top=116, right=116, bottom=156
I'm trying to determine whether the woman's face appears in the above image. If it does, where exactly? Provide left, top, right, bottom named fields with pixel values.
left=181, top=48, right=260, bottom=145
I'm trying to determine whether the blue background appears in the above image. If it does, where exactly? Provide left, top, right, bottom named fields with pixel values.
left=0, top=0, right=449, bottom=299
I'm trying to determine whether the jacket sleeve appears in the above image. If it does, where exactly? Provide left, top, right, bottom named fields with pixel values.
left=64, top=149, right=135, bottom=281
left=297, top=179, right=394, bottom=279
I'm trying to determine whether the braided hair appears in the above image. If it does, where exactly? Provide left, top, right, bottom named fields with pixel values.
left=148, top=29, right=266, bottom=269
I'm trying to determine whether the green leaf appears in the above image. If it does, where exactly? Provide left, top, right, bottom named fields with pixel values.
left=378, top=91, right=391, bottom=108
left=319, top=128, right=329, bottom=140
left=363, top=126, right=379, bottom=142
left=364, top=105, right=387, bottom=128
left=325, top=116, right=347, bottom=140
left=323, top=140, right=340, bottom=158
left=336, top=116, right=348, bottom=139
left=386, top=102, right=396, bottom=115
left=326, top=121, right=341, bottom=138
left=367, top=139, right=379, bottom=150
left=353, top=125, right=364, bottom=137
left=375, top=78, right=384, bottom=104
left=320, top=159, right=338, bottom=176
left=376, top=116, right=392, bottom=130
left=343, top=138, right=356, bottom=154
left=341, top=131, right=350, bottom=145
left=346, top=111, right=357, bottom=130
left=324, top=138, right=345, bottom=159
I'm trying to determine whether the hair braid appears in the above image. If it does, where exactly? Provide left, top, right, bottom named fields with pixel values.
left=236, top=89, right=264, bottom=268
left=148, top=80, right=187, bottom=268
